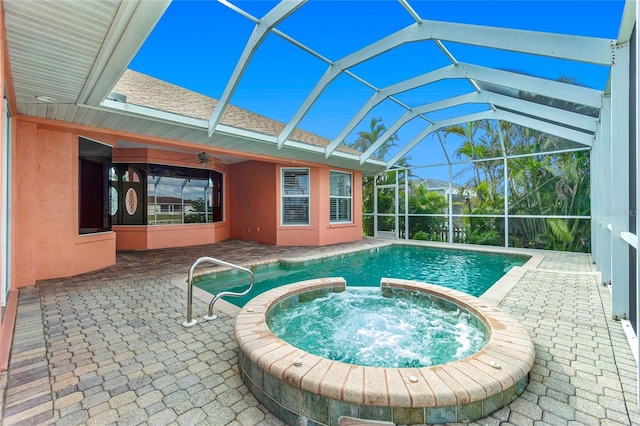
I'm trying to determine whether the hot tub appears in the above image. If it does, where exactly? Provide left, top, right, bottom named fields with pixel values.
left=234, top=277, right=534, bottom=425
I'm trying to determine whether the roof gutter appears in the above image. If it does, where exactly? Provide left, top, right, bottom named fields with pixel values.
left=92, top=99, right=386, bottom=171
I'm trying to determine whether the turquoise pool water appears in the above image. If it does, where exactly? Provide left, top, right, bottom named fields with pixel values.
left=195, top=245, right=528, bottom=307
left=267, top=287, right=487, bottom=368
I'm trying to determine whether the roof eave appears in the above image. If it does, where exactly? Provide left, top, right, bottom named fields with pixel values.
left=98, top=98, right=385, bottom=173
left=78, top=0, right=171, bottom=106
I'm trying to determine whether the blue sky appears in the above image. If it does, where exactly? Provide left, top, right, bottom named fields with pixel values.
left=130, top=0, right=626, bottom=176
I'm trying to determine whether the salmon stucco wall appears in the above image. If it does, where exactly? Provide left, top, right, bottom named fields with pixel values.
left=319, top=169, right=363, bottom=246
left=14, top=120, right=42, bottom=287
left=10, top=117, right=362, bottom=286
left=229, top=161, right=277, bottom=244
left=276, top=166, right=321, bottom=246
left=229, top=161, right=363, bottom=247
left=114, top=223, right=230, bottom=251
left=13, top=120, right=115, bottom=287
left=275, top=167, right=363, bottom=247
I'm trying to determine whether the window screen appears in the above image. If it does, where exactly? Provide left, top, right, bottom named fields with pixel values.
left=282, top=169, right=310, bottom=225
left=330, top=171, right=352, bottom=223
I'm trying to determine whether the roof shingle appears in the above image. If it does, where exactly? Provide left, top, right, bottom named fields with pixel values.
left=112, top=70, right=359, bottom=155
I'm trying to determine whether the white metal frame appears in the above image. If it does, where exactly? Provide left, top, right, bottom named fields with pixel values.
left=210, top=2, right=612, bottom=165
left=610, top=42, right=631, bottom=320
left=373, top=172, right=401, bottom=239
left=209, top=1, right=638, bottom=394
left=208, top=0, right=306, bottom=135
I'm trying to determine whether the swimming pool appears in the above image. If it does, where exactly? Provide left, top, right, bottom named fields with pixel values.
left=195, top=245, right=529, bottom=306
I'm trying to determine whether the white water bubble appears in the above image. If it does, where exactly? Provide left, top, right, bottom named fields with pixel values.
left=268, top=288, right=487, bottom=368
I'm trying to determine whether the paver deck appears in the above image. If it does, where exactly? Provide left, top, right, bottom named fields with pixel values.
left=0, top=238, right=638, bottom=425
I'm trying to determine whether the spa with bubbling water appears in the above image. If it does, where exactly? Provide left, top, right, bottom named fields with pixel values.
left=234, top=277, right=535, bottom=425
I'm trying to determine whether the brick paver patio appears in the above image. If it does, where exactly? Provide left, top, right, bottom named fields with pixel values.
left=0, top=239, right=637, bottom=425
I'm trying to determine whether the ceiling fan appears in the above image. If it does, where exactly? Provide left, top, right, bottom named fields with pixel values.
left=196, top=152, right=210, bottom=166
left=177, top=151, right=213, bottom=167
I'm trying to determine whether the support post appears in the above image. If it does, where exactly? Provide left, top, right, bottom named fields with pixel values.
left=600, top=97, right=612, bottom=285
left=395, top=173, right=399, bottom=239
left=590, top=134, right=598, bottom=262
left=448, top=165, right=453, bottom=243
left=610, top=43, right=630, bottom=320
left=374, top=176, right=378, bottom=238
left=504, top=157, right=509, bottom=248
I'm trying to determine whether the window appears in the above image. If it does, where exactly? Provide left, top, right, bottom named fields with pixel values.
left=160, top=204, right=182, bottom=213
left=330, top=171, right=352, bottom=223
left=146, top=165, right=224, bottom=225
left=111, top=163, right=223, bottom=225
left=79, top=137, right=112, bottom=234
left=282, top=168, right=309, bottom=225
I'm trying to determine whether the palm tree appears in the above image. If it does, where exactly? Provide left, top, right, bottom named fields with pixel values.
left=354, top=118, right=413, bottom=237
left=349, top=117, right=399, bottom=161
left=408, top=183, right=448, bottom=240
left=442, top=121, right=484, bottom=188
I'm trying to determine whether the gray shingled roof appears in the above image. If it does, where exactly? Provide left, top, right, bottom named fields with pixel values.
left=112, top=70, right=359, bottom=156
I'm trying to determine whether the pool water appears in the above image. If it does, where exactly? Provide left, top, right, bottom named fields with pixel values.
left=195, top=245, right=528, bottom=307
left=267, top=287, right=488, bottom=368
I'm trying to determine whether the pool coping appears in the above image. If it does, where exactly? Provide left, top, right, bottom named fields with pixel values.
left=234, top=277, right=535, bottom=424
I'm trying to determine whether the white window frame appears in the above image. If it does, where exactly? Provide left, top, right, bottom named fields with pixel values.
left=330, top=170, right=353, bottom=224
left=281, top=167, right=310, bottom=226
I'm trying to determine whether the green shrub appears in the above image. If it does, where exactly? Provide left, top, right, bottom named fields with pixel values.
left=413, top=231, right=430, bottom=240
left=465, top=230, right=501, bottom=246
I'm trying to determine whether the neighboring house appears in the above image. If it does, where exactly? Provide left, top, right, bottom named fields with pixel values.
left=418, top=178, right=476, bottom=198
left=418, top=178, right=462, bottom=196
left=417, top=178, right=470, bottom=215
left=147, top=196, right=191, bottom=224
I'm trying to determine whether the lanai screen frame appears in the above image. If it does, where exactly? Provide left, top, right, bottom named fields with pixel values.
left=201, top=0, right=638, bottom=400
left=207, top=0, right=607, bottom=167
left=206, top=0, right=610, bottom=254
left=203, top=2, right=618, bottom=254
left=367, top=141, right=592, bottom=248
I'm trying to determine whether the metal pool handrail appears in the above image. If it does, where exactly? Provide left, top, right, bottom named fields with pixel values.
left=183, top=257, right=254, bottom=328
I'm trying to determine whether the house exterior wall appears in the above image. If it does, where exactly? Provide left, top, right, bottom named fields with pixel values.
left=319, top=169, right=363, bottom=246
left=229, top=161, right=278, bottom=244
left=113, top=223, right=230, bottom=250
left=276, top=166, right=321, bottom=246
left=10, top=116, right=364, bottom=288
left=13, top=120, right=116, bottom=288
left=229, top=162, right=363, bottom=247
left=275, top=166, right=363, bottom=247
